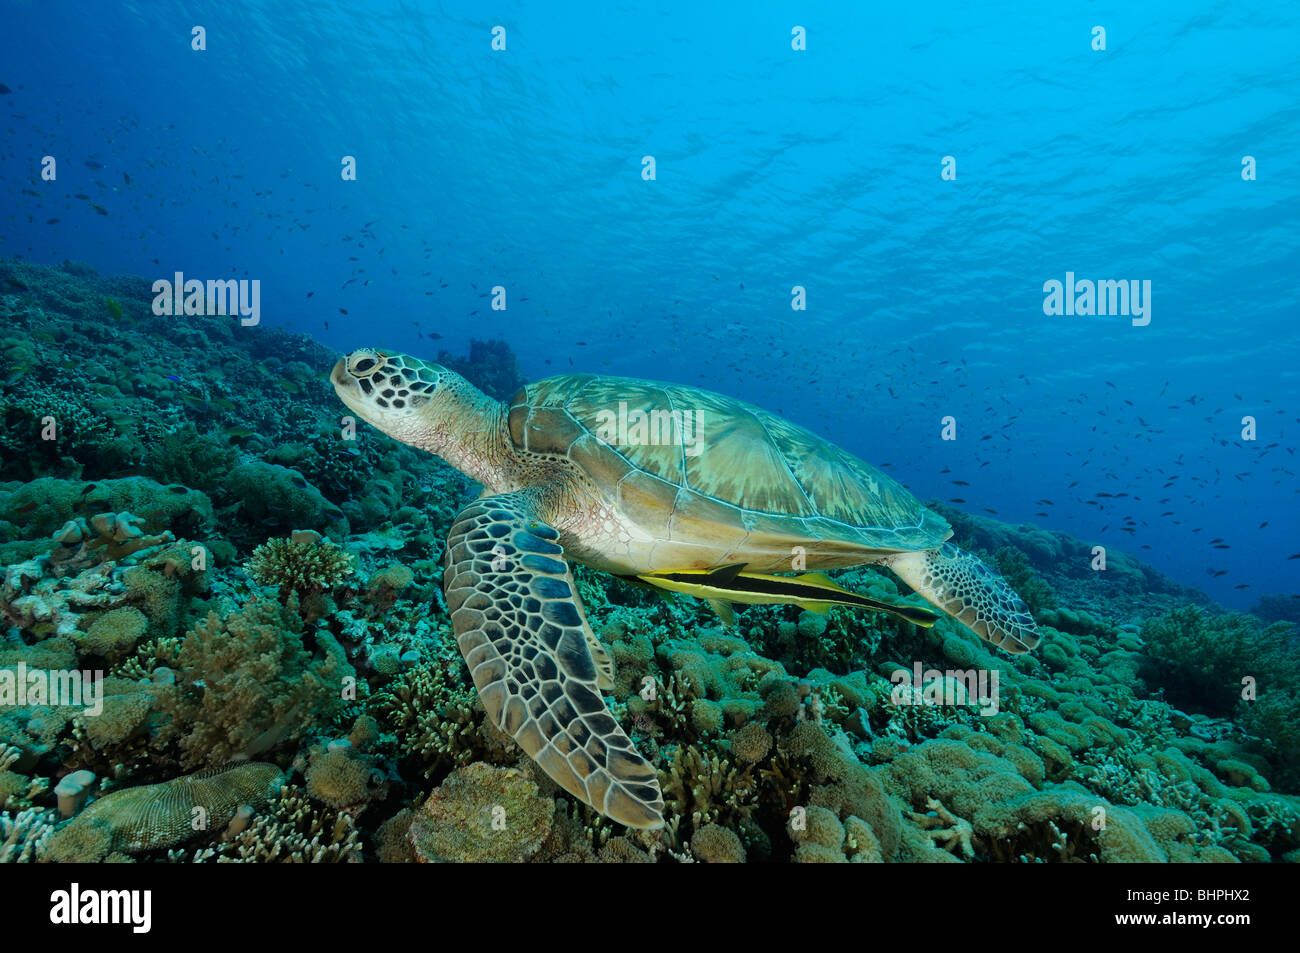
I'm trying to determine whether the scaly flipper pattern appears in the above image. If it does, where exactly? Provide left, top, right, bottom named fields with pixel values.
left=886, top=542, right=1041, bottom=653
left=443, top=488, right=665, bottom=829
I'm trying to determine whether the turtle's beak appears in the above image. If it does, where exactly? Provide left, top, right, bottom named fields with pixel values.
left=331, top=358, right=368, bottom=419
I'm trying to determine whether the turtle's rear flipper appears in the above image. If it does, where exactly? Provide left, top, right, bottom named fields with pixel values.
left=885, top=542, right=1041, bottom=653
left=443, top=488, right=665, bottom=829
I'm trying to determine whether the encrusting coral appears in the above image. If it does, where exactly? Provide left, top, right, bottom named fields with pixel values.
left=408, top=762, right=555, bottom=863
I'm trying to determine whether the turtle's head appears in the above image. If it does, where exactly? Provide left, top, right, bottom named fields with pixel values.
left=332, top=349, right=448, bottom=431
left=332, top=349, right=508, bottom=486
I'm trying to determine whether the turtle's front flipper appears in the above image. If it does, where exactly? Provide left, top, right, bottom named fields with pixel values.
left=443, top=489, right=665, bottom=829
left=885, top=542, right=1041, bottom=653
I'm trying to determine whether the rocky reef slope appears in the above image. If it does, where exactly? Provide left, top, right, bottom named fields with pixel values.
left=1, top=259, right=1296, bottom=864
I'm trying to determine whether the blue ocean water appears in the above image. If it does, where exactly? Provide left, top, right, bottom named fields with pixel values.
left=1, top=1, right=1296, bottom=607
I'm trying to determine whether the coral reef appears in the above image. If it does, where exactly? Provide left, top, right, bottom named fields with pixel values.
left=1, top=258, right=1296, bottom=865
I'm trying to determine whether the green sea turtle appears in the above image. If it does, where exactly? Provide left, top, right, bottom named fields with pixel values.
left=332, top=349, right=1040, bottom=829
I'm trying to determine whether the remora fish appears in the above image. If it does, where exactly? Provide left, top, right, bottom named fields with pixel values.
left=630, top=563, right=939, bottom=627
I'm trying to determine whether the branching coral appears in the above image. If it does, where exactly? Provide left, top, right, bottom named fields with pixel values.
left=910, top=798, right=975, bottom=859
left=187, top=784, right=363, bottom=863
left=0, top=807, right=58, bottom=863
left=245, top=532, right=354, bottom=602
left=660, top=742, right=758, bottom=837
left=373, top=656, right=492, bottom=777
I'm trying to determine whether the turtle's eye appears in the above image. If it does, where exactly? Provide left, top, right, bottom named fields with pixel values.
left=354, top=357, right=376, bottom=374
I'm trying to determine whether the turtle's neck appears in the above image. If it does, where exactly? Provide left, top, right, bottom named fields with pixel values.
left=426, top=380, right=514, bottom=494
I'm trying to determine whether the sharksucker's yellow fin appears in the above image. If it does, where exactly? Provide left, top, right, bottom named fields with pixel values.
left=797, top=572, right=853, bottom=593
left=706, top=599, right=736, bottom=626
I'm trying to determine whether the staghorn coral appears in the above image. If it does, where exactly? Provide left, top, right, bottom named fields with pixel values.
left=910, top=798, right=975, bottom=860
left=660, top=742, right=758, bottom=836
left=0, top=807, right=58, bottom=863
left=188, top=784, right=363, bottom=863
left=43, top=762, right=283, bottom=861
left=373, top=641, right=498, bottom=777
